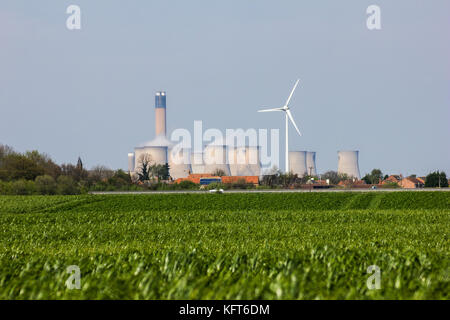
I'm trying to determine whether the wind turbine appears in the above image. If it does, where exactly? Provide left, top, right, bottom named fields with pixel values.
left=258, top=79, right=302, bottom=173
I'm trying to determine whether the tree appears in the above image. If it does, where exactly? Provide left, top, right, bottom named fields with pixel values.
left=89, top=165, right=114, bottom=183
left=260, top=168, right=300, bottom=188
left=177, top=180, right=198, bottom=189
left=370, top=169, right=383, bottom=184
left=108, top=169, right=132, bottom=188
left=265, top=166, right=282, bottom=176
left=322, top=171, right=349, bottom=185
left=322, top=171, right=339, bottom=184
left=0, top=153, right=44, bottom=181
left=11, top=179, right=36, bottom=195
left=61, top=159, right=87, bottom=182
left=362, top=169, right=383, bottom=184
left=279, top=172, right=298, bottom=188
left=157, top=163, right=170, bottom=180
left=0, top=144, right=15, bottom=165
left=136, top=154, right=152, bottom=182
left=57, top=176, right=79, bottom=195
left=361, top=174, right=371, bottom=184
left=212, top=169, right=226, bottom=177
left=425, top=171, right=448, bottom=188
left=0, top=146, right=63, bottom=181
left=35, top=175, right=57, bottom=195
left=25, top=150, right=61, bottom=179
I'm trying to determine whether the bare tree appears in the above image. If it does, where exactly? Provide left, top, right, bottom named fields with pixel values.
left=89, top=165, right=114, bottom=182
left=136, top=153, right=153, bottom=182
left=212, top=169, right=226, bottom=177
left=322, top=171, right=349, bottom=185
left=0, top=144, right=14, bottom=159
left=0, top=144, right=15, bottom=170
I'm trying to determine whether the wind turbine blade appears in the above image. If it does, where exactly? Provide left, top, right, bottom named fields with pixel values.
left=286, top=109, right=302, bottom=136
left=285, top=79, right=300, bottom=107
left=258, top=107, right=284, bottom=112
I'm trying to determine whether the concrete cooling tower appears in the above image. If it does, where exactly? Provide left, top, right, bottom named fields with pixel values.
left=338, top=150, right=361, bottom=180
left=127, top=153, right=135, bottom=173
left=204, top=144, right=231, bottom=176
left=168, top=147, right=192, bottom=179
left=288, top=151, right=307, bottom=177
left=227, top=146, right=261, bottom=176
left=155, top=91, right=166, bottom=137
left=246, top=146, right=261, bottom=176
left=190, top=152, right=205, bottom=174
left=134, top=146, right=168, bottom=172
left=306, top=152, right=317, bottom=177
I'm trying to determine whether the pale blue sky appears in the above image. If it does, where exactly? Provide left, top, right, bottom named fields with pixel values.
left=0, top=1, right=449, bottom=176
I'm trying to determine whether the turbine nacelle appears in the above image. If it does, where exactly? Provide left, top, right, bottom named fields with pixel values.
left=257, top=79, right=302, bottom=137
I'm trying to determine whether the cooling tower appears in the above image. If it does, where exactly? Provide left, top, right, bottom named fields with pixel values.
left=168, top=147, right=192, bottom=179
left=128, top=153, right=135, bottom=173
left=228, top=146, right=261, bottom=176
left=288, top=151, right=307, bottom=177
left=246, top=146, right=261, bottom=176
left=228, top=146, right=249, bottom=176
left=155, top=91, right=166, bottom=137
left=134, top=146, right=168, bottom=171
left=306, top=152, right=317, bottom=176
left=338, top=150, right=361, bottom=180
left=204, top=144, right=231, bottom=176
left=190, top=152, right=205, bottom=174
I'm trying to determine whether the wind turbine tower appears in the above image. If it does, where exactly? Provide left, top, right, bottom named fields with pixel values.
left=258, top=79, right=302, bottom=173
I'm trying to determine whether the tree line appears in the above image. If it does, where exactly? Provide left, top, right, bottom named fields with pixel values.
left=0, top=144, right=135, bottom=195
left=0, top=144, right=447, bottom=194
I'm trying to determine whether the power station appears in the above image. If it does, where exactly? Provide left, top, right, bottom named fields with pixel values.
left=127, top=88, right=362, bottom=181
left=289, top=151, right=307, bottom=177
left=337, top=151, right=361, bottom=180
left=154, top=91, right=167, bottom=137
left=306, top=152, right=317, bottom=177
left=127, top=91, right=262, bottom=180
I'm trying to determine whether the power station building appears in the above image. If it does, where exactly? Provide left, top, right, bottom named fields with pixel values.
left=127, top=91, right=363, bottom=183
left=128, top=91, right=262, bottom=180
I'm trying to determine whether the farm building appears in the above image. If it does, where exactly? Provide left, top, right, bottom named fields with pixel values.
left=175, top=174, right=259, bottom=186
left=399, top=177, right=425, bottom=189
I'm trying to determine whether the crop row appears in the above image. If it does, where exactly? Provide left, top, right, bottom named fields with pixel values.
left=0, top=192, right=449, bottom=214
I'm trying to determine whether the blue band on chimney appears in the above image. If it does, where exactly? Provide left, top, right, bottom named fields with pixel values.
left=155, top=92, right=166, bottom=108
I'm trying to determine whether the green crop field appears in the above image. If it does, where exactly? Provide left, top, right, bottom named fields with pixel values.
left=0, top=192, right=448, bottom=299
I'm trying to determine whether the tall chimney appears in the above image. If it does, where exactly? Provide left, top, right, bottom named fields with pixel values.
left=127, top=153, right=135, bottom=173
left=155, top=91, right=166, bottom=137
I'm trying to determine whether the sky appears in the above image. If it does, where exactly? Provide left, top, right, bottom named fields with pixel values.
left=0, top=0, right=449, bottom=176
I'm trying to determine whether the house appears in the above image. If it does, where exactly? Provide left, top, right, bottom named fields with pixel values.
left=338, top=180, right=367, bottom=188
left=175, top=174, right=259, bottom=186
left=382, top=175, right=402, bottom=184
left=221, top=176, right=259, bottom=185
left=416, top=177, right=426, bottom=185
left=399, top=177, right=424, bottom=189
